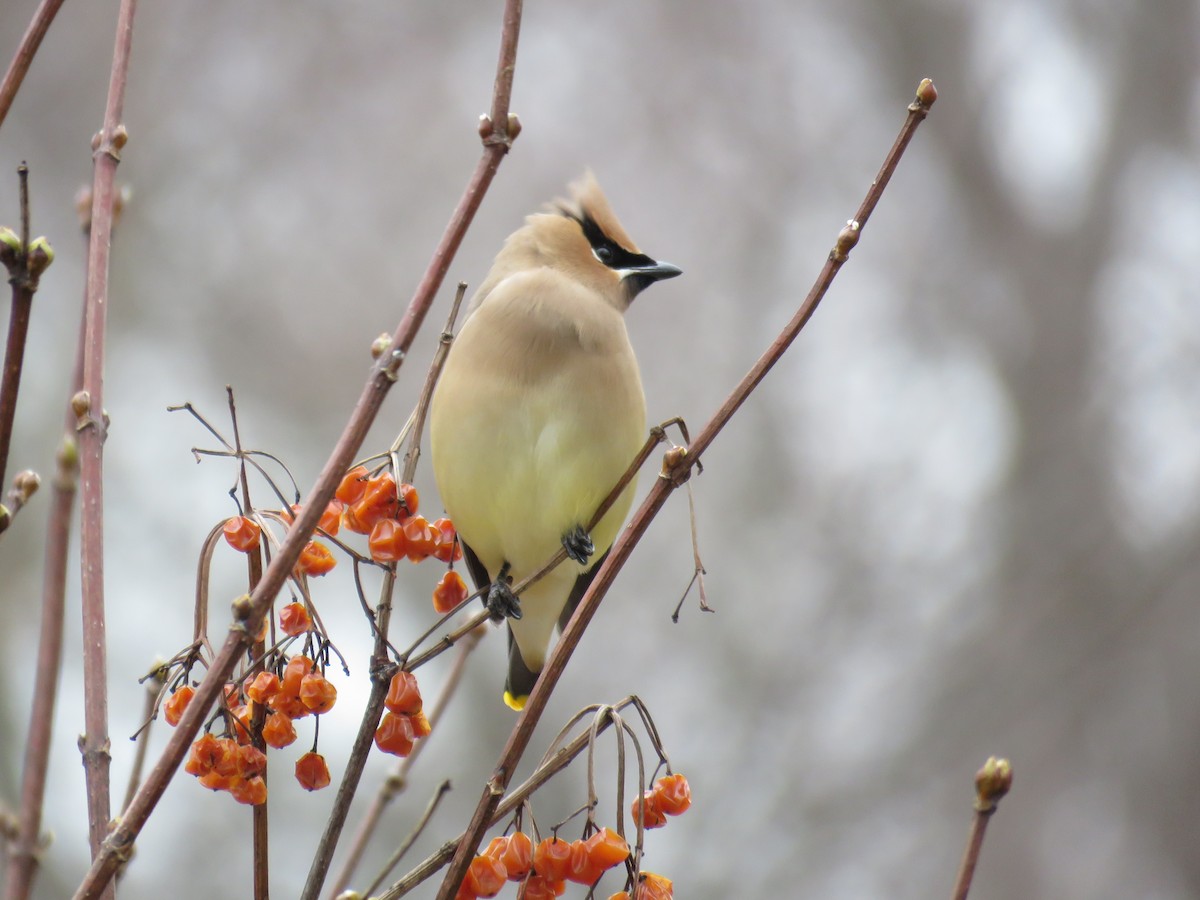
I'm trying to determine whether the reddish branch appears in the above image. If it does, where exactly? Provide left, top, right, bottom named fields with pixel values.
left=0, top=0, right=67, bottom=132
left=76, top=0, right=138, bottom=895
left=434, top=78, right=940, bottom=899
left=71, top=1, right=525, bottom=896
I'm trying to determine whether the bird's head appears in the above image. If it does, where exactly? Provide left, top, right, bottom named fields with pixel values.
left=513, top=171, right=682, bottom=311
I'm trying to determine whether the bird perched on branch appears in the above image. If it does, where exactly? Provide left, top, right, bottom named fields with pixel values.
left=430, top=172, right=681, bottom=710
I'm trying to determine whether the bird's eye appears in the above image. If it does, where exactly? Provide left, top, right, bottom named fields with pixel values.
left=594, top=245, right=613, bottom=264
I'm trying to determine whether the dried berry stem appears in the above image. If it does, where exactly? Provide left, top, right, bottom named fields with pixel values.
left=71, top=3, right=524, bottom=897
left=435, top=78, right=940, bottom=899
left=0, top=0, right=67, bottom=132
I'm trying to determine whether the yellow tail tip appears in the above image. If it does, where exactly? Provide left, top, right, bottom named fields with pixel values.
left=503, top=690, right=528, bottom=711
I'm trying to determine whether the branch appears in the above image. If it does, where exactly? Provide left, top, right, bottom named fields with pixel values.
left=71, top=2, right=525, bottom=896
left=951, top=757, right=1012, bottom=900
left=76, top=1, right=137, bottom=894
left=435, top=77, right=940, bottom=899
left=0, top=165, right=54, bottom=534
left=0, top=0, right=67, bottom=132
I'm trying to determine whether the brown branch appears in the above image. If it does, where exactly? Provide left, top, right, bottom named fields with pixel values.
left=4, top=199, right=92, bottom=900
left=0, top=165, right=54, bottom=532
left=0, top=0, right=67, bottom=132
left=75, top=2, right=137, bottom=894
left=434, top=77, right=940, bottom=900
left=951, top=757, right=1012, bottom=900
left=71, top=2, right=524, bottom=896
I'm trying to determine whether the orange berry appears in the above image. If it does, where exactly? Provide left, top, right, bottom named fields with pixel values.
left=296, top=540, right=336, bottom=576
left=230, top=775, right=268, bottom=806
left=295, top=751, right=332, bottom=791
left=397, top=482, right=419, bottom=518
left=223, top=515, right=261, bottom=553
left=409, top=709, right=433, bottom=739
left=197, top=770, right=236, bottom=792
left=278, top=601, right=313, bottom=636
left=533, top=837, right=573, bottom=882
left=432, top=569, right=469, bottom=614
left=281, top=656, right=314, bottom=696
left=631, top=791, right=667, bottom=829
left=229, top=703, right=256, bottom=744
left=318, top=500, right=343, bottom=535
left=350, top=472, right=401, bottom=532
left=384, top=670, right=423, bottom=716
left=236, top=744, right=267, bottom=779
left=368, top=518, right=408, bottom=562
left=483, top=835, right=509, bottom=860
left=335, top=465, right=370, bottom=505
left=464, top=855, right=507, bottom=898
left=163, top=685, right=194, bottom=726
left=652, top=774, right=690, bottom=816
left=431, top=517, right=462, bottom=562
left=374, top=711, right=415, bottom=757
left=500, top=830, right=533, bottom=881
left=608, top=894, right=632, bottom=900
left=245, top=671, right=281, bottom=705
left=522, top=874, right=567, bottom=899
left=185, top=733, right=225, bottom=776
left=635, top=872, right=673, bottom=900
left=299, top=671, right=338, bottom=714
left=565, top=838, right=605, bottom=885
left=584, top=827, right=630, bottom=871
left=402, top=515, right=436, bottom=561
left=262, top=710, right=297, bottom=749
left=274, top=693, right=311, bottom=719
left=211, top=737, right=239, bottom=776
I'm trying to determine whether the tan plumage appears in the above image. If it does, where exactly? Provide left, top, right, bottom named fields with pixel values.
left=429, top=172, right=680, bottom=709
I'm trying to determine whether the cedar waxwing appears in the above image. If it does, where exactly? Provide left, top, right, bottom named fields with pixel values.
left=429, top=172, right=681, bottom=710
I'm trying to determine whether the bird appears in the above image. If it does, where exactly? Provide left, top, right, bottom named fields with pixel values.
left=429, top=171, right=681, bottom=710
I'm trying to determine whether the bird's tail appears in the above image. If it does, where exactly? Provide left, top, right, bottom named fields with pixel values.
left=504, top=629, right=539, bottom=711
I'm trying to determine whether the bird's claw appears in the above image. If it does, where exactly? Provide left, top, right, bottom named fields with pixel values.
left=562, top=525, right=594, bottom=565
left=485, top=565, right=521, bottom=621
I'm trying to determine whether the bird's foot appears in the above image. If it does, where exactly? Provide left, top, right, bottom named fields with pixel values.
left=485, top=562, right=521, bottom=622
left=562, top=525, right=594, bottom=565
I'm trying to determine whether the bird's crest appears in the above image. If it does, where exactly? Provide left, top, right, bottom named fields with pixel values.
left=555, top=170, right=642, bottom=254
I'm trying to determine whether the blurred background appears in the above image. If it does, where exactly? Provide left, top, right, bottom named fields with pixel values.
left=2, top=1, right=1199, bottom=897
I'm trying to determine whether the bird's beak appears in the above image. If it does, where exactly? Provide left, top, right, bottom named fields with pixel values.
left=634, top=260, right=682, bottom=283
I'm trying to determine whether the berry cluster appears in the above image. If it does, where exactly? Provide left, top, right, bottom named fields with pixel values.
left=374, top=670, right=432, bottom=757
left=456, top=828, right=633, bottom=899
left=169, top=642, right=340, bottom=805
left=629, top=773, right=690, bottom=829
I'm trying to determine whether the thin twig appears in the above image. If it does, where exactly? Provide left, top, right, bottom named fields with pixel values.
left=299, top=571, right=398, bottom=900
left=363, top=780, right=453, bottom=898
left=951, top=757, right=1012, bottom=900
left=75, top=0, right=518, bottom=891
left=76, top=3, right=137, bottom=893
left=228, top=386, right=271, bottom=900
left=435, top=78, right=940, bottom=899
left=0, top=164, right=47, bottom=522
left=401, top=281, right=468, bottom=484
left=0, top=0, right=67, bottom=132
left=329, top=623, right=484, bottom=899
